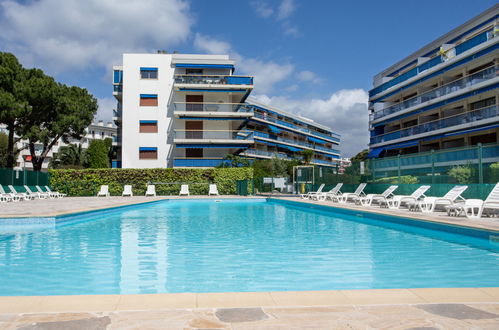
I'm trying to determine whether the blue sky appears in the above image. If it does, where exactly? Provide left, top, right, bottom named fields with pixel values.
left=0, top=0, right=496, bottom=156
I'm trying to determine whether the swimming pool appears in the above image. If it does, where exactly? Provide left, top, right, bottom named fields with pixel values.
left=0, top=198, right=498, bottom=296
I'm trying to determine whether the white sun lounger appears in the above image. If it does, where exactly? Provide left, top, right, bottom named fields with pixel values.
left=179, top=184, right=190, bottom=196
left=97, top=185, right=110, bottom=197
left=386, top=185, right=431, bottom=209
left=145, top=185, right=156, bottom=197
left=336, top=183, right=367, bottom=203
left=446, top=182, right=499, bottom=219
left=43, top=186, right=66, bottom=198
left=8, top=185, right=35, bottom=200
left=313, top=183, right=343, bottom=201
left=208, top=184, right=219, bottom=196
left=358, top=185, right=398, bottom=207
left=36, top=186, right=56, bottom=198
left=122, top=185, right=133, bottom=197
left=300, top=184, right=325, bottom=200
left=416, top=185, right=468, bottom=213
left=0, top=185, right=17, bottom=202
left=24, top=185, right=49, bottom=199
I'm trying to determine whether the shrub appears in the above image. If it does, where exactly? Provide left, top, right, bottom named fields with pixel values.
left=490, top=162, right=499, bottom=183
left=373, top=175, right=418, bottom=184
left=86, top=140, right=109, bottom=168
left=448, top=165, right=472, bottom=184
left=49, top=167, right=253, bottom=196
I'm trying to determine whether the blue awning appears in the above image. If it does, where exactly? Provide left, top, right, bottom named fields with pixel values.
left=384, top=140, right=419, bottom=150
left=175, top=63, right=234, bottom=69
left=139, top=147, right=157, bottom=151
left=268, top=125, right=281, bottom=134
left=444, top=123, right=499, bottom=137
left=140, top=94, right=157, bottom=98
left=176, top=144, right=250, bottom=149
left=367, top=147, right=384, bottom=158
left=307, top=136, right=327, bottom=144
left=140, top=67, right=158, bottom=71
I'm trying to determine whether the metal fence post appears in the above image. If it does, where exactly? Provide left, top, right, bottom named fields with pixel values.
left=431, top=149, right=435, bottom=184
left=372, top=158, right=376, bottom=181
left=397, top=154, right=401, bottom=184
left=477, top=143, right=483, bottom=184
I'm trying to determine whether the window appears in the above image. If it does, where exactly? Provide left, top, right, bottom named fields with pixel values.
left=139, top=120, right=158, bottom=133
left=185, top=148, right=203, bottom=158
left=140, top=94, right=158, bottom=106
left=140, top=67, right=158, bottom=79
left=139, top=147, right=157, bottom=159
left=186, top=68, right=203, bottom=75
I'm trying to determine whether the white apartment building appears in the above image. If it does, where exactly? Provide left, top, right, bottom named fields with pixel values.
left=113, top=52, right=341, bottom=168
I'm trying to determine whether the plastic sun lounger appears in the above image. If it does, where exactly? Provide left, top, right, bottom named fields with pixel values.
left=145, top=185, right=156, bottom=197
left=179, top=184, right=190, bottom=196
left=8, top=185, right=35, bottom=201
left=446, top=182, right=499, bottom=219
left=24, top=185, right=49, bottom=199
left=386, top=185, right=431, bottom=209
left=44, top=186, right=67, bottom=198
left=416, top=185, right=468, bottom=213
left=208, top=184, right=219, bottom=196
left=97, top=185, right=110, bottom=197
left=300, top=184, right=325, bottom=200
left=312, top=183, right=343, bottom=201
left=0, top=185, right=18, bottom=202
left=122, top=185, right=133, bottom=197
left=358, top=185, right=398, bottom=207
left=336, top=183, right=367, bottom=203
left=36, top=186, right=56, bottom=198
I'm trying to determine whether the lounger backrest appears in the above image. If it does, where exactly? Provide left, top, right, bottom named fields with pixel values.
left=410, top=185, right=431, bottom=198
left=316, top=183, right=325, bottom=193
left=0, top=185, right=7, bottom=194
left=484, top=182, right=499, bottom=203
left=24, top=185, right=34, bottom=194
left=354, top=183, right=367, bottom=195
left=8, top=185, right=18, bottom=194
left=443, top=185, right=468, bottom=200
left=100, top=185, right=109, bottom=194
left=180, top=184, right=189, bottom=193
left=44, top=186, right=52, bottom=192
left=147, top=185, right=155, bottom=193
left=123, top=185, right=132, bottom=193
left=330, top=183, right=343, bottom=194
left=382, top=185, right=398, bottom=197
left=35, top=186, right=44, bottom=193
left=209, top=184, right=218, bottom=194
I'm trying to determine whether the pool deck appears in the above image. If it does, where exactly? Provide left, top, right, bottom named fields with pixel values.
left=1, top=196, right=499, bottom=328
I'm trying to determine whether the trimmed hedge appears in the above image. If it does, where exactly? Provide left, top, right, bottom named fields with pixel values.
left=49, top=168, right=253, bottom=196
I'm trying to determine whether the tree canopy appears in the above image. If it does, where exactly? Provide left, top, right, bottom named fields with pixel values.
left=0, top=52, right=98, bottom=170
left=87, top=140, right=110, bottom=168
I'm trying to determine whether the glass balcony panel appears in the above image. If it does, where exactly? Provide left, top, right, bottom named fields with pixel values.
left=174, top=130, right=253, bottom=141
left=253, top=132, right=340, bottom=154
left=174, top=75, right=253, bottom=85
left=173, top=102, right=249, bottom=113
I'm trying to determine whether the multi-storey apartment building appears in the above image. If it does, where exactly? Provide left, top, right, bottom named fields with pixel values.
left=367, top=5, right=498, bottom=160
left=113, top=52, right=340, bottom=168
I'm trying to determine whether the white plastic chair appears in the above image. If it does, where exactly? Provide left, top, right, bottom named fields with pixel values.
left=358, top=185, right=398, bottom=207
left=208, top=184, right=219, bottom=196
left=97, top=185, right=110, bottom=197
left=386, top=185, right=431, bottom=209
left=300, top=184, right=325, bottom=200
left=179, top=184, right=190, bottom=196
left=122, top=185, right=133, bottom=197
left=145, top=185, right=156, bottom=197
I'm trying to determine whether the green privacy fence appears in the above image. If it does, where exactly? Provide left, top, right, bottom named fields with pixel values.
left=0, top=168, right=50, bottom=187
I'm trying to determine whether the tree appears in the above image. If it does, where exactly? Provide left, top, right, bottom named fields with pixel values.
left=448, top=165, right=473, bottom=184
left=351, top=149, right=368, bottom=162
left=53, top=143, right=87, bottom=169
left=300, top=149, right=314, bottom=164
left=0, top=52, right=30, bottom=168
left=18, top=71, right=98, bottom=171
left=86, top=140, right=110, bottom=168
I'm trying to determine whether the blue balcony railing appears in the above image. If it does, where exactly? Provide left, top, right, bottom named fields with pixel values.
left=173, top=158, right=230, bottom=167
left=253, top=131, right=340, bottom=154
left=174, top=75, right=253, bottom=85
left=369, top=29, right=494, bottom=98
left=243, top=149, right=338, bottom=164
left=373, top=65, right=497, bottom=121
left=370, top=105, right=498, bottom=145
left=251, top=111, right=340, bottom=143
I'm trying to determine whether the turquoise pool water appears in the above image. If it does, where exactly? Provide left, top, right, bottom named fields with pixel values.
left=0, top=199, right=498, bottom=296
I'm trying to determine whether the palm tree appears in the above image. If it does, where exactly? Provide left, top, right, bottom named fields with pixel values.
left=300, top=149, right=314, bottom=164
left=56, top=143, right=87, bottom=168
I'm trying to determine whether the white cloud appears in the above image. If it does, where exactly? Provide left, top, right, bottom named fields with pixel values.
left=96, top=97, right=117, bottom=123
left=0, top=0, right=192, bottom=74
left=251, top=0, right=273, bottom=18
left=277, top=0, right=295, bottom=20
left=250, top=89, right=369, bottom=157
left=193, top=33, right=232, bottom=54
left=297, top=70, right=322, bottom=84
left=194, top=34, right=294, bottom=93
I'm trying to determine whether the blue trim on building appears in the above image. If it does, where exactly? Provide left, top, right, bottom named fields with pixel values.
left=139, top=120, right=157, bottom=124
left=178, top=88, right=247, bottom=92
left=175, top=63, right=234, bottom=69
left=139, top=94, right=158, bottom=98
left=140, top=67, right=158, bottom=71
left=173, top=158, right=232, bottom=167
left=175, top=144, right=250, bottom=148
left=179, top=117, right=237, bottom=120
left=268, top=125, right=281, bottom=134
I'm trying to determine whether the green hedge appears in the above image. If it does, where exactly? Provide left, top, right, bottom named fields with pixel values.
left=49, top=168, right=253, bottom=196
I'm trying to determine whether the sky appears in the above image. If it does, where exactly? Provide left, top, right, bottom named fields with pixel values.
left=0, top=0, right=496, bottom=157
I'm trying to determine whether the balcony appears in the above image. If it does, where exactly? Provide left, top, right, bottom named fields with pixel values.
left=173, top=129, right=254, bottom=146
left=373, top=65, right=498, bottom=121
left=173, top=158, right=230, bottom=167
left=173, top=102, right=253, bottom=119
left=370, top=105, right=498, bottom=145
left=112, top=109, right=122, bottom=124
left=242, top=149, right=338, bottom=166
left=253, top=131, right=340, bottom=155
left=113, top=85, right=122, bottom=100
left=174, top=75, right=253, bottom=86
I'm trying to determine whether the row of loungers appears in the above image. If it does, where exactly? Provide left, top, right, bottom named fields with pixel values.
left=301, top=182, right=499, bottom=219
left=96, top=184, right=219, bottom=197
left=0, top=185, right=66, bottom=202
